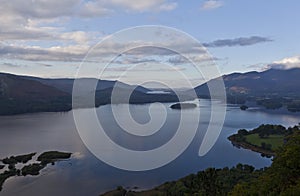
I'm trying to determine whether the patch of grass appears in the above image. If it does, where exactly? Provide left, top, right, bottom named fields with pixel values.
left=245, top=134, right=284, bottom=150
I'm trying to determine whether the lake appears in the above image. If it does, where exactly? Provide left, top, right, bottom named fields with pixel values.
left=0, top=99, right=299, bottom=195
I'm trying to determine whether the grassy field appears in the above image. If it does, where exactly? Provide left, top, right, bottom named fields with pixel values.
left=245, top=134, right=284, bottom=151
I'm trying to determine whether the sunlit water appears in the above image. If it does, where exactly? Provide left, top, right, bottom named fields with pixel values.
left=0, top=99, right=299, bottom=195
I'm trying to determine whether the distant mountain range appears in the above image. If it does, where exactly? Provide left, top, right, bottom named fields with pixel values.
left=0, top=72, right=179, bottom=115
left=23, top=76, right=150, bottom=94
left=193, top=68, right=300, bottom=100
left=192, top=68, right=300, bottom=111
left=1, top=68, right=300, bottom=115
left=0, top=73, right=71, bottom=115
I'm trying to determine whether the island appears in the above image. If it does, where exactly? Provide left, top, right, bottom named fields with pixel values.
left=2, top=153, right=36, bottom=165
left=0, top=151, right=72, bottom=191
left=170, top=103, right=197, bottom=109
left=240, top=105, right=248, bottom=110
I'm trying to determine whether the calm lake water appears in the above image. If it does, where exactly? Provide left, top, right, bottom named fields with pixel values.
left=0, top=99, right=299, bottom=195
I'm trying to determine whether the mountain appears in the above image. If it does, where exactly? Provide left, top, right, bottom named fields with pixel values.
left=194, top=68, right=300, bottom=98
left=20, top=76, right=150, bottom=94
left=0, top=72, right=179, bottom=115
left=95, top=86, right=179, bottom=105
left=0, top=73, right=71, bottom=115
left=2, top=68, right=299, bottom=115
left=192, top=68, right=300, bottom=111
left=222, top=68, right=300, bottom=96
left=25, top=75, right=179, bottom=106
left=0, top=73, right=68, bottom=99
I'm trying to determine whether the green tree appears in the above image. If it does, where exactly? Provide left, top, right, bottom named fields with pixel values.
left=231, top=130, right=300, bottom=195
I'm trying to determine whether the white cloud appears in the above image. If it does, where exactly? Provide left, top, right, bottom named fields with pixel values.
left=0, top=0, right=81, bottom=19
left=274, top=55, right=300, bottom=65
left=158, top=2, right=178, bottom=11
left=0, top=30, right=211, bottom=63
left=168, top=54, right=216, bottom=65
left=104, top=64, right=185, bottom=72
left=267, top=55, right=300, bottom=70
left=60, top=31, right=89, bottom=44
left=201, top=0, right=223, bottom=10
left=0, top=0, right=177, bottom=22
left=79, top=1, right=112, bottom=17
left=0, top=43, right=89, bottom=61
left=0, top=0, right=178, bottom=51
left=107, top=0, right=177, bottom=12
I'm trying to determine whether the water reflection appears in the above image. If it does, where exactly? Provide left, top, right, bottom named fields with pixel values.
left=0, top=100, right=299, bottom=195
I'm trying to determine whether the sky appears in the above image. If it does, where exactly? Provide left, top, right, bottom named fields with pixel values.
left=1, top=0, right=300, bottom=87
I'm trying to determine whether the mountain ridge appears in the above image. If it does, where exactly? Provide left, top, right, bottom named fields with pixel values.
left=1, top=68, right=300, bottom=115
left=193, top=68, right=300, bottom=98
left=0, top=72, right=178, bottom=115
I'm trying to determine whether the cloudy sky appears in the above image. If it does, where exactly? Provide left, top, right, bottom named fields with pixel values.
left=1, top=0, right=300, bottom=87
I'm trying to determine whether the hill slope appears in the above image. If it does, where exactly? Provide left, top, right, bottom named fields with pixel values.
left=192, top=68, right=300, bottom=109
left=194, top=68, right=300, bottom=98
left=0, top=73, right=179, bottom=115
left=0, top=73, right=71, bottom=115
left=23, top=76, right=150, bottom=94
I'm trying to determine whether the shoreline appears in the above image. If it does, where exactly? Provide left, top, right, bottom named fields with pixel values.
left=227, top=136, right=275, bottom=157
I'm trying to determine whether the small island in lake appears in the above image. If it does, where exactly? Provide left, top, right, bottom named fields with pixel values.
left=0, top=151, right=72, bottom=191
left=170, top=103, right=197, bottom=109
left=240, top=105, right=249, bottom=110
left=228, top=124, right=300, bottom=157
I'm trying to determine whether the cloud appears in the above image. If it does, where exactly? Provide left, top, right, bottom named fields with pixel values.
left=168, top=54, right=218, bottom=65
left=0, top=0, right=176, bottom=22
left=79, top=1, right=113, bottom=17
left=124, top=46, right=176, bottom=56
left=0, top=0, right=176, bottom=43
left=104, top=64, right=185, bottom=72
left=60, top=31, right=89, bottom=44
left=158, top=2, right=178, bottom=11
left=36, top=63, right=54, bottom=67
left=266, top=55, right=300, bottom=70
left=1, top=62, right=23, bottom=68
left=0, top=43, right=89, bottom=62
left=203, top=36, right=273, bottom=47
left=85, top=35, right=208, bottom=60
left=0, top=0, right=178, bottom=64
left=0, top=26, right=211, bottom=64
left=201, top=0, right=223, bottom=10
left=0, top=0, right=111, bottom=43
left=1, top=0, right=80, bottom=19
left=107, top=0, right=177, bottom=12
left=114, top=55, right=159, bottom=65
left=0, top=33, right=212, bottom=63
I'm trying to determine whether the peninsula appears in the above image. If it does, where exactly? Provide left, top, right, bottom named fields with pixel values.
left=227, top=124, right=299, bottom=156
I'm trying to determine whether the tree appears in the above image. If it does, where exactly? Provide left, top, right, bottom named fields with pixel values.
left=238, top=129, right=248, bottom=135
left=231, top=130, right=300, bottom=195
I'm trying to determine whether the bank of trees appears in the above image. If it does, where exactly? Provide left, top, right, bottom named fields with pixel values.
left=104, top=125, right=300, bottom=196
